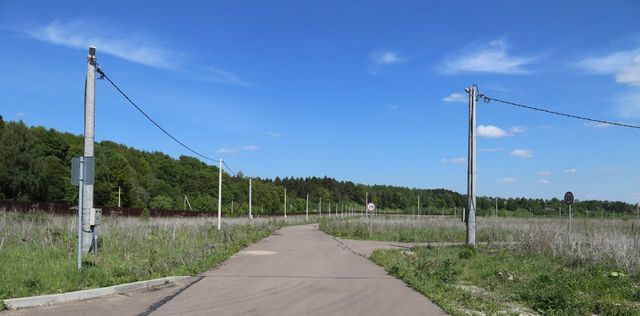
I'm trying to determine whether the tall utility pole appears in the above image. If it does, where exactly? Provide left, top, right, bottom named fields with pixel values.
left=466, top=84, right=477, bottom=246
left=306, top=194, right=309, bottom=221
left=218, top=158, right=223, bottom=230
left=365, top=192, right=369, bottom=219
left=82, top=46, right=97, bottom=255
left=118, top=186, right=121, bottom=208
left=284, top=188, right=287, bottom=218
left=248, top=178, right=253, bottom=220
left=319, top=197, right=322, bottom=217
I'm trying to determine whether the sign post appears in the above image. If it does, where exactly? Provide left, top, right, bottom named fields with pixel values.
left=564, top=191, right=574, bottom=245
left=72, top=156, right=95, bottom=270
left=367, top=202, right=376, bottom=238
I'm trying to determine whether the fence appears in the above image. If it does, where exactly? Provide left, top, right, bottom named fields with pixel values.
left=0, top=200, right=218, bottom=218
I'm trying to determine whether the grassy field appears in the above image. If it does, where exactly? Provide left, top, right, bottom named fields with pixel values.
left=0, top=211, right=314, bottom=304
left=322, top=215, right=640, bottom=315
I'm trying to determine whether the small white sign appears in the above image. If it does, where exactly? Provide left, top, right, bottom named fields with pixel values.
left=367, top=203, right=376, bottom=212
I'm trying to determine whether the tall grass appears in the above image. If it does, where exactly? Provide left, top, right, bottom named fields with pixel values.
left=0, top=211, right=288, bottom=300
left=321, top=215, right=640, bottom=273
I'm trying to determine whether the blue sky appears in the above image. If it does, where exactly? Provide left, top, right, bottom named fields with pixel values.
left=1, top=1, right=639, bottom=202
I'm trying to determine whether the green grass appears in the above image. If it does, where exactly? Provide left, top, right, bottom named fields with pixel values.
left=371, top=246, right=640, bottom=315
left=319, top=216, right=515, bottom=243
left=0, top=211, right=282, bottom=301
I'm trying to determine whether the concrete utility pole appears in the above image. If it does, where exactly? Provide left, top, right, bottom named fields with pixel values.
left=248, top=178, right=253, bottom=220
left=284, top=188, right=287, bottom=219
left=328, top=201, right=331, bottom=217
left=82, top=46, right=97, bottom=255
left=218, top=158, right=223, bottom=230
left=118, top=186, right=121, bottom=208
left=306, top=194, right=309, bottom=221
left=466, top=84, right=477, bottom=246
left=319, top=197, right=322, bottom=217
left=417, top=195, right=420, bottom=216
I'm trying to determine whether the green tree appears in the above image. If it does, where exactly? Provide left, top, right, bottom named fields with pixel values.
left=0, top=122, right=43, bottom=200
left=149, top=195, right=175, bottom=210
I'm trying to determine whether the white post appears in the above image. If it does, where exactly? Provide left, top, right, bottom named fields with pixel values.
left=417, top=194, right=420, bottom=216
left=284, top=188, right=287, bottom=219
left=218, top=158, right=223, bottom=230
left=569, top=204, right=573, bottom=245
left=249, top=178, right=253, bottom=220
left=118, top=186, right=121, bottom=208
left=365, top=192, right=369, bottom=219
left=319, top=197, right=322, bottom=217
left=328, top=201, right=331, bottom=217
left=306, top=194, right=309, bottom=221
left=231, top=200, right=234, bottom=214
left=466, top=84, right=477, bottom=246
left=82, top=47, right=96, bottom=254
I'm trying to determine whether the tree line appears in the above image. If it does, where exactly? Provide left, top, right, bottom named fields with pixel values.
left=0, top=116, right=636, bottom=216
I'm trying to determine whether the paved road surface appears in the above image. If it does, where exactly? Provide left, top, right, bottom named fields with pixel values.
left=3, top=224, right=445, bottom=316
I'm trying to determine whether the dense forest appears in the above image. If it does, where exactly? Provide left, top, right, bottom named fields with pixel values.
left=0, top=116, right=636, bottom=216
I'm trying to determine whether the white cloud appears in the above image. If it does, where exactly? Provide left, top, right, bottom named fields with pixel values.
left=217, top=148, right=238, bottom=154
left=371, top=50, right=401, bottom=65
left=441, top=157, right=466, bottom=164
left=479, top=147, right=506, bottom=153
left=24, top=19, right=249, bottom=86
left=27, top=19, right=176, bottom=69
left=217, top=145, right=258, bottom=155
left=441, top=93, right=467, bottom=103
left=510, top=126, right=526, bottom=133
left=538, top=179, right=551, bottom=185
left=602, top=166, right=622, bottom=173
left=563, top=168, right=577, bottom=174
left=615, top=92, right=640, bottom=118
left=497, top=177, right=515, bottom=184
left=386, top=104, right=399, bottom=110
left=440, top=40, right=538, bottom=74
left=510, top=149, right=533, bottom=158
left=538, top=171, right=551, bottom=176
left=575, top=47, right=640, bottom=86
left=368, top=50, right=403, bottom=75
left=267, top=131, right=281, bottom=138
left=241, top=145, right=258, bottom=151
left=478, top=125, right=509, bottom=138
left=16, top=112, right=25, bottom=117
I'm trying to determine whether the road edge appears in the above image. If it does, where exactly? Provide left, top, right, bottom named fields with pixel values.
left=3, top=276, right=190, bottom=310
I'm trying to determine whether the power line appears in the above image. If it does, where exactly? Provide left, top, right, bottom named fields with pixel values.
left=222, top=160, right=237, bottom=176
left=478, top=93, right=640, bottom=130
left=95, top=65, right=226, bottom=163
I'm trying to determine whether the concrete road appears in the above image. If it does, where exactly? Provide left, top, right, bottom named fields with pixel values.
left=3, top=224, right=445, bottom=316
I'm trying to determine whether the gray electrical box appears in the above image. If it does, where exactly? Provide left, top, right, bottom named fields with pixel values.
left=71, top=157, right=95, bottom=185
left=89, top=208, right=102, bottom=226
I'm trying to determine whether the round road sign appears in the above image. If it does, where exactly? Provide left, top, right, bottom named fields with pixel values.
left=564, top=192, right=574, bottom=205
left=367, top=203, right=376, bottom=212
